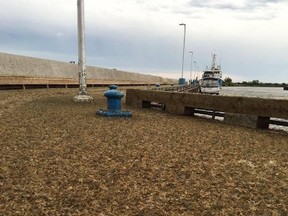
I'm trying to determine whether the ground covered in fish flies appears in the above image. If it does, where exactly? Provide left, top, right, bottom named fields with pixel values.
left=1, top=87, right=288, bottom=215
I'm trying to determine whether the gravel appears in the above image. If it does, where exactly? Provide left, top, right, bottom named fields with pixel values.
left=1, top=88, right=288, bottom=215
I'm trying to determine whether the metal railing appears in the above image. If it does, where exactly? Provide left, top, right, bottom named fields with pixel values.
left=151, top=84, right=200, bottom=93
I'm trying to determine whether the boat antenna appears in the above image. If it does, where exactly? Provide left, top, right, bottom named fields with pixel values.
left=218, top=57, right=222, bottom=69
left=211, top=52, right=217, bottom=72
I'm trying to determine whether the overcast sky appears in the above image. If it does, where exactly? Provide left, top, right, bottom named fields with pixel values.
left=1, top=0, right=288, bottom=83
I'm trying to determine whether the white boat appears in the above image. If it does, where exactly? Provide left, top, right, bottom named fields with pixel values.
left=199, top=53, right=222, bottom=95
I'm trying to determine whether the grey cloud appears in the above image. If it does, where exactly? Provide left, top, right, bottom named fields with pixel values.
left=0, top=25, right=77, bottom=56
left=239, top=13, right=276, bottom=20
left=186, top=0, right=242, bottom=10
left=256, top=0, right=283, bottom=3
left=184, top=0, right=284, bottom=21
left=187, top=0, right=284, bottom=11
left=85, top=32, right=181, bottom=70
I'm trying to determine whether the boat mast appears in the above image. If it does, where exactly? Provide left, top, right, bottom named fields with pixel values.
left=211, top=53, right=217, bottom=72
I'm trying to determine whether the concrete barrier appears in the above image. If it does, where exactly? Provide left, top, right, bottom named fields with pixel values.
left=0, top=52, right=177, bottom=85
left=126, top=89, right=288, bottom=129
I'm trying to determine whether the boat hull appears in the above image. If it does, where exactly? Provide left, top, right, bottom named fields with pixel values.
left=200, top=86, right=220, bottom=94
left=199, top=77, right=221, bottom=95
left=200, top=53, right=222, bottom=95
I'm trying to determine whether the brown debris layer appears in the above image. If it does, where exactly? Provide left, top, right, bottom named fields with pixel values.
left=1, top=88, right=288, bottom=215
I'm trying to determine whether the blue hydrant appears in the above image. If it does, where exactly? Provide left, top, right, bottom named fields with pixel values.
left=96, top=85, right=132, bottom=117
left=104, top=84, right=123, bottom=112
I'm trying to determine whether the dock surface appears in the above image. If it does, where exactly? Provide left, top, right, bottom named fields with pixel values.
left=1, top=88, right=288, bottom=215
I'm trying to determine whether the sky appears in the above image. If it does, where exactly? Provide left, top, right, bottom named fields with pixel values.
left=1, top=0, right=288, bottom=83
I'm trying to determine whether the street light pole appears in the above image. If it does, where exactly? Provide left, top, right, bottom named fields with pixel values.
left=194, top=61, right=197, bottom=79
left=189, top=51, right=193, bottom=82
left=74, top=0, right=93, bottom=102
left=179, top=23, right=186, bottom=79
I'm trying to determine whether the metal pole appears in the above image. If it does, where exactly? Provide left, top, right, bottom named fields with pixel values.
left=194, top=61, right=197, bottom=79
left=179, top=23, right=186, bottom=79
left=78, top=0, right=86, bottom=94
left=74, top=0, right=93, bottom=102
left=189, top=51, right=193, bottom=81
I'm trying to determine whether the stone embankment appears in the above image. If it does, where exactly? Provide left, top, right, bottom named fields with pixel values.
left=0, top=52, right=176, bottom=86
left=126, top=89, right=288, bottom=129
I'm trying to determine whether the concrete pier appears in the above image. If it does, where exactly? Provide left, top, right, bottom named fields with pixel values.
left=126, top=89, right=288, bottom=129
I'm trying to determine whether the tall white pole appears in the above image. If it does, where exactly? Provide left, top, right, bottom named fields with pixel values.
left=74, top=0, right=93, bottom=102
left=189, top=51, right=193, bottom=81
left=194, top=61, right=197, bottom=79
left=78, top=0, right=86, bottom=93
left=179, top=23, right=186, bottom=79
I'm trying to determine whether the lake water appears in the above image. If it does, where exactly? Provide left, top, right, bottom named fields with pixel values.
left=211, top=87, right=288, bottom=132
left=220, top=87, right=288, bottom=100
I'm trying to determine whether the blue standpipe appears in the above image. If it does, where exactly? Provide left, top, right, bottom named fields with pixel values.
left=179, top=78, right=186, bottom=85
left=96, top=85, right=132, bottom=117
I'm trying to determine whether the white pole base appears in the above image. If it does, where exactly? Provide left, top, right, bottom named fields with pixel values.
left=73, top=94, right=93, bottom=102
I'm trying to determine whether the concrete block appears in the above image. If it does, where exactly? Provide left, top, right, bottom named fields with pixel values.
left=224, top=113, right=269, bottom=129
left=184, top=107, right=195, bottom=115
left=165, top=103, right=185, bottom=115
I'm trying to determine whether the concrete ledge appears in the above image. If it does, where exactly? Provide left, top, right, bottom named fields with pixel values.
left=126, top=89, right=288, bottom=129
left=224, top=113, right=270, bottom=129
